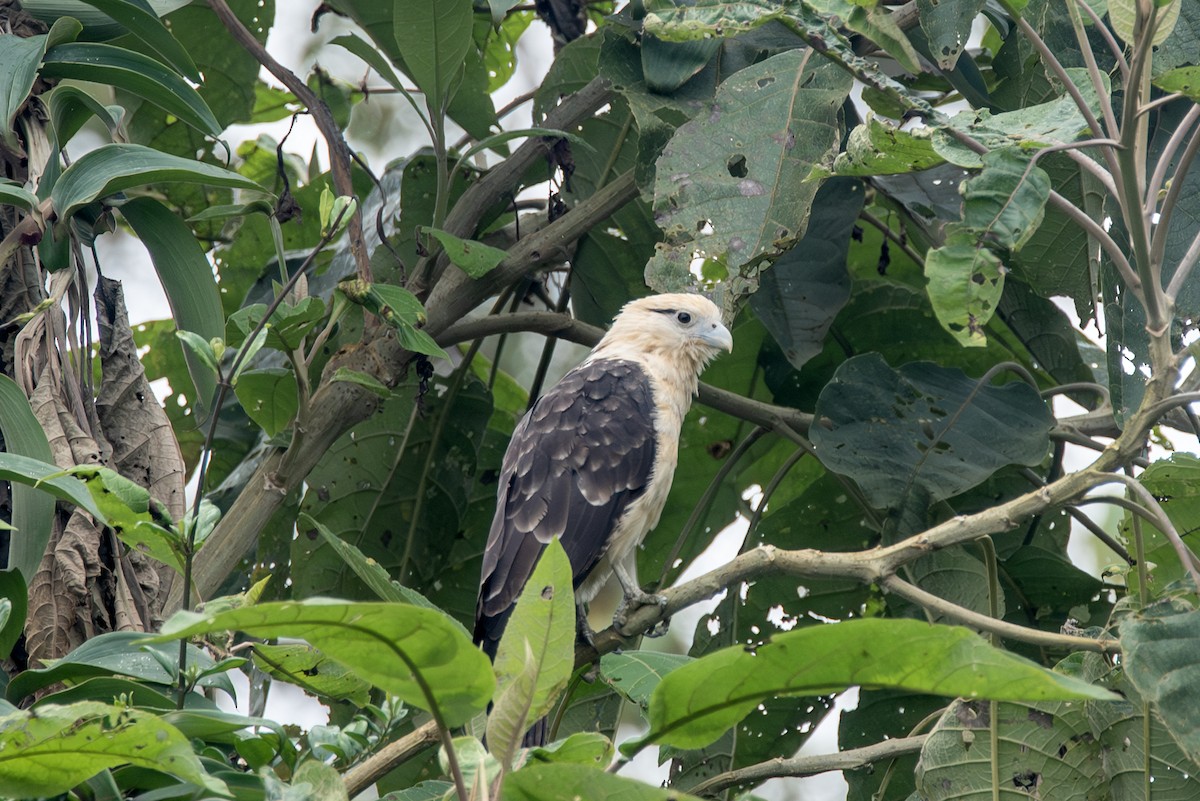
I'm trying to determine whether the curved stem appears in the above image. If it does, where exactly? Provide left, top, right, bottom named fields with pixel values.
left=879, top=575, right=1117, bottom=654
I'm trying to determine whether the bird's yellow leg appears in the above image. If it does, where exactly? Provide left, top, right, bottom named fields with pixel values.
left=611, top=558, right=669, bottom=637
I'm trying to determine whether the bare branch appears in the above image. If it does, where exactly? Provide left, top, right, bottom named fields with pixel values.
left=689, top=734, right=929, bottom=796
left=343, top=721, right=440, bottom=798
left=880, top=575, right=1119, bottom=654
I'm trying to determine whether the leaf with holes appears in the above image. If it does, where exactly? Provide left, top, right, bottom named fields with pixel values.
left=811, top=354, right=1053, bottom=508
left=924, top=236, right=1005, bottom=347
left=647, top=50, right=851, bottom=294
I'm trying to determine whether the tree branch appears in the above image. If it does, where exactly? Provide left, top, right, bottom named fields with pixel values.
left=437, top=311, right=815, bottom=434
left=207, top=0, right=371, bottom=282
left=688, top=734, right=928, bottom=796
left=343, top=720, right=440, bottom=798
left=879, top=575, right=1119, bottom=654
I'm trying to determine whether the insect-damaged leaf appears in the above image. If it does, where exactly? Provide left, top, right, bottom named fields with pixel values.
left=811, top=354, right=1053, bottom=508
left=647, top=50, right=850, bottom=295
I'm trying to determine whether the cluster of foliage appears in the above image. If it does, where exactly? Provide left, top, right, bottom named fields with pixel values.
left=2, top=0, right=1200, bottom=798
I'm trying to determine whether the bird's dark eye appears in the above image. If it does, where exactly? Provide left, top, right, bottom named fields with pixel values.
left=677, top=312, right=692, bottom=324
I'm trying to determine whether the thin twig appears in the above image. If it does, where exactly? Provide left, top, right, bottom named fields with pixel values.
left=858, top=209, right=924, bottom=267
left=207, top=0, right=371, bottom=282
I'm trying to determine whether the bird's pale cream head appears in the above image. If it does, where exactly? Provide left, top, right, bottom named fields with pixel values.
left=598, top=293, right=733, bottom=368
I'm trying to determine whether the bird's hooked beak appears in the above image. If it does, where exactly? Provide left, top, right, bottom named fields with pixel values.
left=698, top=320, right=734, bottom=353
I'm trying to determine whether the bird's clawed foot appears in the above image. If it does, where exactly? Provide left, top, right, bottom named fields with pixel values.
left=612, top=590, right=669, bottom=637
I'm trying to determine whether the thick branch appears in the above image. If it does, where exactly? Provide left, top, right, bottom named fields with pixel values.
left=343, top=720, right=440, bottom=798
left=689, top=735, right=928, bottom=796
left=437, top=311, right=814, bottom=434
left=410, top=76, right=614, bottom=296
left=207, top=0, right=371, bottom=282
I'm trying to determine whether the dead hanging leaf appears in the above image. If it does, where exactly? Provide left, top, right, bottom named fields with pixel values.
left=25, top=510, right=101, bottom=666
left=30, top=369, right=104, bottom=469
left=95, top=276, right=186, bottom=521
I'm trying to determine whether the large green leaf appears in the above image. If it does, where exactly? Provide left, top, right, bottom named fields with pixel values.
left=76, top=0, right=199, bottom=78
left=0, top=452, right=105, bottom=525
left=118, top=196, right=221, bottom=418
left=750, top=178, right=862, bottom=370
left=0, top=33, right=53, bottom=150
left=51, top=143, right=263, bottom=221
left=647, top=50, right=851, bottom=295
left=811, top=354, right=1053, bottom=508
left=642, top=0, right=788, bottom=39
left=156, top=600, right=494, bottom=726
left=41, top=42, right=219, bottom=136
left=599, top=651, right=691, bottom=712
left=487, top=539, right=575, bottom=767
left=392, top=0, right=473, bottom=112
left=0, top=701, right=225, bottom=796
left=635, top=618, right=1116, bottom=751
left=0, top=377, right=56, bottom=582
left=1122, top=606, right=1200, bottom=764
left=916, top=651, right=1200, bottom=800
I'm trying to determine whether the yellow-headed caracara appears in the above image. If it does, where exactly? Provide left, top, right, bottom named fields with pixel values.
left=474, top=293, right=733, bottom=663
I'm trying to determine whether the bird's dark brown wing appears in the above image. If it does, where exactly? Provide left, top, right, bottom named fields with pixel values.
left=473, top=358, right=657, bottom=657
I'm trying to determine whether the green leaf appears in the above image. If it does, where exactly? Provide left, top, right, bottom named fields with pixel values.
left=647, top=51, right=852, bottom=294
left=155, top=600, right=495, bottom=726
left=0, top=32, right=54, bottom=150
left=76, top=0, right=199, bottom=79
left=65, top=466, right=185, bottom=573
left=599, top=651, right=691, bottom=712
left=504, top=762, right=704, bottom=801
left=959, top=149, right=1051, bottom=252
left=292, top=760, right=349, bottom=801
left=0, top=181, right=38, bottom=211
left=916, top=0, right=987, bottom=69
left=487, top=539, right=576, bottom=767
left=0, top=572, right=27, bottom=661
left=7, top=629, right=228, bottom=702
left=48, top=85, right=125, bottom=145
left=811, top=354, right=1053, bottom=508
left=392, top=0, right=473, bottom=112
left=250, top=644, right=368, bottom=706
left=0, top=702, right=225, bottom=796
left=635, top=619, right=1117, bottom=751
left=233, top=368, right=298, bottom=437
left=329, top=367, right=392, bottom=397
left=423, top=227, right=508, bottom=278
left=1123, top=606, right=1200, bottom=764
left=933, top=69, right=1110, bottom=168
left=52, top=143, right=263, bottom=222
left=916, top=652, right=1200, bottom=800
left=527, top=732, right=615, bottom=767
left=41, top=42, right=219, bottom=136
left=643, top=0, right=788, bottom=40
left=1108, top=0, right=1180, bottom=45
left=1118, top=454, right=1200, bottom=594
left=0, top=376, right=56, bottom=581
left=0, top=452, right=106, bottom=525
left=924, top=236, right=1005, bottom=347
left=119, top=196, right=221, bottom=419
left=1154, top=65, right=1200, bottom=100
left=811, top=116, right=943, bottom=178
left=750, top=178, right=862, bottom=369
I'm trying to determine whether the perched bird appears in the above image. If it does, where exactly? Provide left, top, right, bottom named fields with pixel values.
left=473, top=293, right=734, bottom=666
